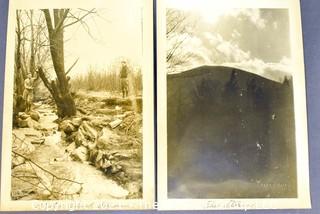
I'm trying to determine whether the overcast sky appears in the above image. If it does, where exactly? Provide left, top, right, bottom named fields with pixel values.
left=63, top=0, right=143, bottom=76
left=166, top=0, right=292, bottom=82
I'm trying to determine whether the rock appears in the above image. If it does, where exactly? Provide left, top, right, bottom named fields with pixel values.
left=118, top=171, right=126, bottom=178
left=28, top=119, right=40, bottom=129
left=71, top=117, right=83, bottom=128
left=17, top=117, right=40, bottom=129
left=115, top=105, right=122, bottom=111
left=29, top=111, right=40, bottom=121
left=94, top=150, right=112, bottom=169
left=59, top=120, right=76, bottom=134
left=65, top=131, right=77, bottom=143
left=71, top=146, right=88, bottom=162
left=99, top=158, right=112, bottom=170
left=65, top=142, right=76, bottom=153
left=87, top=140, right=97, bottom=150
left=109, top=119, right=122, bottom=129
left=18, top=112, right=30, bottom=120
left=75, top=128, right=86, bottom=147
left=82, top=121, right=97, bottom=140
left=96, top=128, right=120, bottom=150
left=95, top=150, right=104, bottom=162
left=111, top=165, right=122, bottom=174
left=88, top=148, right=99, bottom=163
left=17, top=118, right=29, bottom=128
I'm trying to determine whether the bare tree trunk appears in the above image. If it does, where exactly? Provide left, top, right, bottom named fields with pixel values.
left=42, top=9, right=76, bottom=118
left=14, top=11, right=24, bottom=96
left=13, top=10, right=27, bottom=122
left=29, top=10, right=36, bottom=75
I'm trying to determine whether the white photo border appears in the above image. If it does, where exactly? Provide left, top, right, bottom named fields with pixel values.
left=0, top=0, right=154, bottom=211
left=157, top=0, right=311, bottom=210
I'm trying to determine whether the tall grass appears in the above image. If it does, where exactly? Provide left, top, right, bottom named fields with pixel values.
left=71, top=67, right=142, bottom=96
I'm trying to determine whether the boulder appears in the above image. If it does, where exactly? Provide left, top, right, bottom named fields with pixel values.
left=17, top=118, right=29, bottom=128
left=18, top=112, right=30, bottom=120
left=59, top=120, right=76, bottom=134
left=82, top=121, right=97, bottom=140
left=29, top=111, right=40, bottom=121
left=27, top=118, right=41, bottom=129
left=96, top=156, right=112, bottom=170
left=71, top=146, right=88, bottom=162
left=71, top=117, right=83, bottom=128
left=96, top=128, right=120, bottom=150
left=88, top=148, right=99, bottom=163
left=75, top=128, right=86, bottom=147
left=109, top=119, right=122, bottom=129
left=18, top=117, right=41, bottom=129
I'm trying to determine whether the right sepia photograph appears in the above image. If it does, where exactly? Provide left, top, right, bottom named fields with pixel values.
left=158, top=0, right=310, bottom=210
left=168, top=7, right=296, bottom=199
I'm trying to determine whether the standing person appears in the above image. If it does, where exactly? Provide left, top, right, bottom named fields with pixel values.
left=23, top=72, right=37, bottom=112
left=120, top=60, right=129, bottom=98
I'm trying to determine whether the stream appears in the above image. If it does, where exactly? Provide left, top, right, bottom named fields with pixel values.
left=12, top=102, right=129, bottom=200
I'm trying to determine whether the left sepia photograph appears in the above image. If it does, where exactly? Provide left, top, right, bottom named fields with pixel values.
left=1, top=0, right=154, bottom=211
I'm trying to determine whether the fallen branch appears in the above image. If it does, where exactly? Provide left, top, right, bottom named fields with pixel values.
left=12, top=150, right=83, bottom=185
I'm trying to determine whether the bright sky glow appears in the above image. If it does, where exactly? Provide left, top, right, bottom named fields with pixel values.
left=64, top=0, right=143, bottom=76
left=166, top=0, right=235, bottom=24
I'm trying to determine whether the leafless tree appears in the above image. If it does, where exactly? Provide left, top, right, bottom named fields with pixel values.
left=166, top=9, right=195, bottom=72
left=13, top=10, right=49, bottom=122
left=38, top=9, right=97, bottom=118
left=14, top=11, right=25, bottom=97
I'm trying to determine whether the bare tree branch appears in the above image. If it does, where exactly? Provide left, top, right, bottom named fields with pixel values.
left=12, top=150, right=83, bottom=185
left=41, top=9, right=54, bottom=35
left=66, top=58, right=79, bottom=75
left=166, top=9, right=196, bottom=71
left=55, top=9, right=70, bottom=31
left=63, top=9, right=96, bottom=29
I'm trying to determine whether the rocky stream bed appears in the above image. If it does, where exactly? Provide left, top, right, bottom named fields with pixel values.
left=11, top=91, right=143, bottom=200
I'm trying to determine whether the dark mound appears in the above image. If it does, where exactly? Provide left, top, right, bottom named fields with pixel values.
left=167, top=66, right=296, bottom=198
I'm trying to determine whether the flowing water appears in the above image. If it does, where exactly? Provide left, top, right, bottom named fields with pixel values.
left=12, top=102, right=128, bottom=200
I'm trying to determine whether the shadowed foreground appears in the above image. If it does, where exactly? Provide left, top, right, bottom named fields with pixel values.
left=167, top=66, right=297, bottom=198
